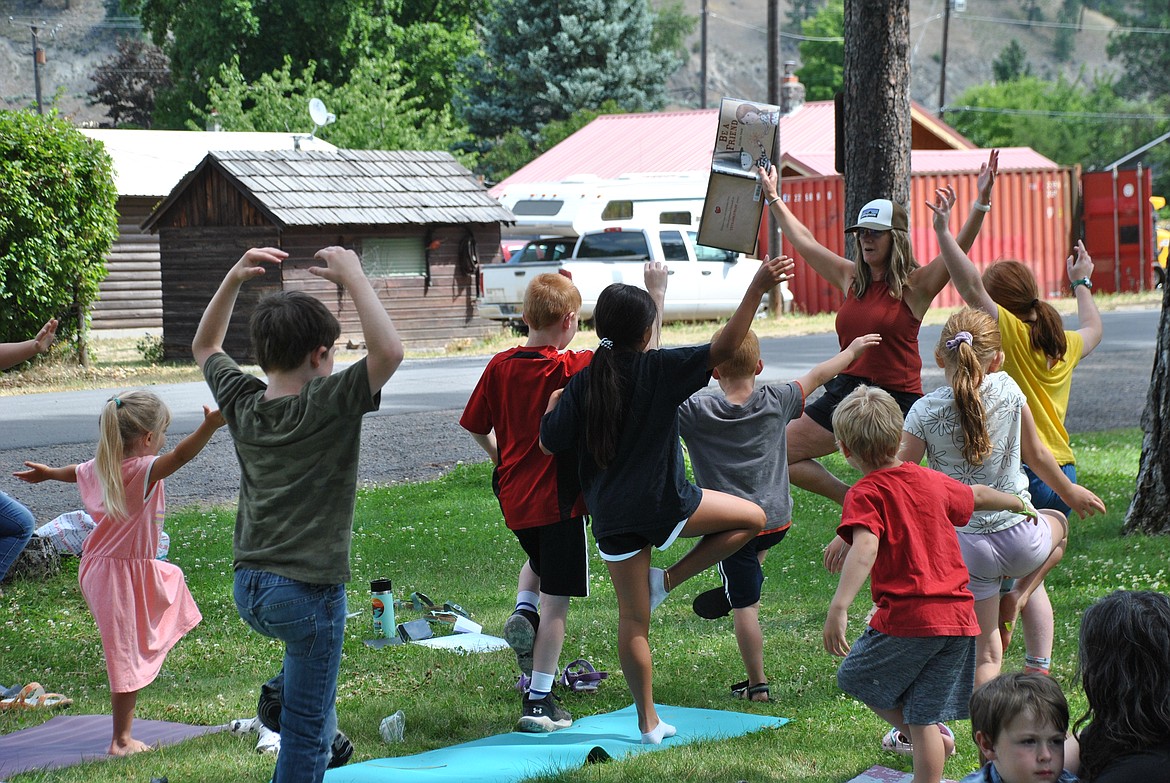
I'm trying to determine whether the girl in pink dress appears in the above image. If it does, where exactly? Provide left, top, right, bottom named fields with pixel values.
left=16, top=391, right=223, bottom=756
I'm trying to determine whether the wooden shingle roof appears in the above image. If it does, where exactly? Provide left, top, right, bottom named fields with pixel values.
left=143, top=148, right=514, bottom=230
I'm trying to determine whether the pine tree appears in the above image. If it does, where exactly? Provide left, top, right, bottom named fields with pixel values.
left=459, top=0, right=678, bottom=139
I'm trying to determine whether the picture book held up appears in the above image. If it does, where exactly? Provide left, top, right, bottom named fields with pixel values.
left=697, top=97, right=781, bottom=255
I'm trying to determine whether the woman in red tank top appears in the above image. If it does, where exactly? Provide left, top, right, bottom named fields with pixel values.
left=758, top=152, right=998, bottom=564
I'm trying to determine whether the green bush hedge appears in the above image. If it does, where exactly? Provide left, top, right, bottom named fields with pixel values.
left=0, top=110, right=117, bottom=351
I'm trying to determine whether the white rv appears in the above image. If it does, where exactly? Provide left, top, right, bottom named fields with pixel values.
left=496, top=173, right=710, bottom=240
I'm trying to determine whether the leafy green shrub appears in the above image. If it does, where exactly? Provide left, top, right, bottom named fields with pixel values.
left=136, top=332, right=166, bottom=365
left=0, top=110, right=118, bottom=348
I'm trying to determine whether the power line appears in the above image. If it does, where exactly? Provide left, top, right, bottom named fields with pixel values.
left=946, top=105, right=1170, bottom=121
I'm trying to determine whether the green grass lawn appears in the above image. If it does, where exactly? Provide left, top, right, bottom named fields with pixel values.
left=0, top=428, right=1156, bottom=782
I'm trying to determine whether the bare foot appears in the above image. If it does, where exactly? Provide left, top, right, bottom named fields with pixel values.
left=108, top=737, right=153, bottom=756
left=998, top=591, right=1021, bottom=652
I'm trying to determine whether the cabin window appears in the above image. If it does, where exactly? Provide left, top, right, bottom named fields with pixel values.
left=512, top=199, right=564, bottom=216
left=362, top=237, right=426, bottom=277
left=659, top=211, right=692, bottom=225
left=601, top=200, right=634, bottom=221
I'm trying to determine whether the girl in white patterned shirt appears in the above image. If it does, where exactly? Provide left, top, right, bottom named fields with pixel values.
left=900, top=308, right=1104, bottom=687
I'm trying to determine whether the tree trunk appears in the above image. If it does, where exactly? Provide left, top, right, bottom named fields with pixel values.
left=842, top=0, right=912, bottom=233
left=1123, top=284, right=1170, bottom=534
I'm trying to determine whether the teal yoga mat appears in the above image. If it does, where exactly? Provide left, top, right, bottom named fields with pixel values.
left=325, top=704, right=787, bottom=783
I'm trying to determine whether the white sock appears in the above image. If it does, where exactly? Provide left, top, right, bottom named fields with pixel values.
left=516, top=591, right=540, bottom=612
left=649, top=568, right=669, bottom=611
left=641, top=719, right=676, bottom=745
left=529, top=670, right=556, bottom=699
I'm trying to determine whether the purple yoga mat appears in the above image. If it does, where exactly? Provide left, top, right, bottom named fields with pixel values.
left=0, top=714, right=226, bottom=778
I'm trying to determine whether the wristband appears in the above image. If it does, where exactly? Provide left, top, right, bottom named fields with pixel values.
left=972, top=201, right=991, bottom=213
left=764, top=196, right=774, bottom=206
left=1014, top=492, right=1039, bottom=521
left=1070, top=277, right=1093, bottom=291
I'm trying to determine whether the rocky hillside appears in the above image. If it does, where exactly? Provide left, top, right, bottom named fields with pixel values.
left=1, top=0, right=1123, bottom=128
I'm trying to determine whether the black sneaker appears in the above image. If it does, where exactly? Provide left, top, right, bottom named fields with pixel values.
left=327, top=730, right=354, bottom=768
left=503, top=608, right=540, bottom=677
left=693, top=587, right=732, bottom=619
left=516, top=692, right=572, bottom=733
left=257, top=680, right=282, bottom=732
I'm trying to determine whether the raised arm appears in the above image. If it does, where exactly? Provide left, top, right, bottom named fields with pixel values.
left=192, top=247, right=289, bottom=368
left=823, top=527, right=877, bottom=657
left=926, top=189, right=997, bottom=314
left=643, top=261, right=669, bottom=351
left=1067, top=240, right=1103, bottom=357
left=310, top=247, right=404, bottom=395
left=0, top=319, right=57, bottom=371
left=759, top=165, right=854, bottom=292
left=953, top=148, right=998, bottom=252
left=795, top=333, right=882, bottom=395
left=709, top=255, right=793, bottom=368
left=149, top=406, right=226, bottom=484
left=1019, top=404, right=1106, bottom=518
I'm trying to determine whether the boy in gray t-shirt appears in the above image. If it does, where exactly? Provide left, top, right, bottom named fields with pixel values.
left=194, top=246, right=404, bottom=783
left=678, top=327, right=879, bottom=701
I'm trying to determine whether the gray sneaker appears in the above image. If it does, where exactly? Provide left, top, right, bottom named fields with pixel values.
left=516, top=692, right=572, bottom=733
left=503, top=609, right=539, bottom=677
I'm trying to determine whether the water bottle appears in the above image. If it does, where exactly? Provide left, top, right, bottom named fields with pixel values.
left=370, top=578, right=394, bottom=638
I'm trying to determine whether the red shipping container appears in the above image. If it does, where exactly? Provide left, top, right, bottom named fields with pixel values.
left=1082, top=167, right=1155, bottom=293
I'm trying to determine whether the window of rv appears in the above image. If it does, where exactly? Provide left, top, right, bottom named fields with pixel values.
left=512, top=200, right=564, bottom=216
left=361, top=237, right=426, bottom=276
left=601, top=200, right=633, bottom=220
left=659, top=211, right=692, bottom=225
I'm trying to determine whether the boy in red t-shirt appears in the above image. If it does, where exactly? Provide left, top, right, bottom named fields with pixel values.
left=823, top=385, right=1036, bottom=783
left=461, top=266, right=666, bottom=732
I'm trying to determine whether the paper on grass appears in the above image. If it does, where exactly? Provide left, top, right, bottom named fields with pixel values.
left=413, top=632, right=509, bottom=653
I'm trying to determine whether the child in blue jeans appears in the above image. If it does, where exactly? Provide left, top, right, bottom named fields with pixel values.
left=193, top=246, right=403, bottom=783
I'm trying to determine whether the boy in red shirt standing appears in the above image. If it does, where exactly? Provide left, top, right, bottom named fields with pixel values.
left=823, top=385, right=1036, bottom=783
left=461, top=266, right=666, bottom=732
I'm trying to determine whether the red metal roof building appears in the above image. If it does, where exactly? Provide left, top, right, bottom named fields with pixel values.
left=493, top=101, right=1077, bottom=314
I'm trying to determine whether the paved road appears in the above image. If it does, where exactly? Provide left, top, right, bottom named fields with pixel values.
left=0, top=308, right=1156, bottom=521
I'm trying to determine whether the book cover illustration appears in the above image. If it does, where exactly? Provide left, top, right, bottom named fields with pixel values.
left=698, top=98, right=781, bottom=255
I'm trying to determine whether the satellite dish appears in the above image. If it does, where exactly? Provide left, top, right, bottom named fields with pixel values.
left=309, top=98, right=336, bottom=129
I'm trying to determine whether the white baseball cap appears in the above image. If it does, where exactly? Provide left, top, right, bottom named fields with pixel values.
left=845, top=199, right=909, bottom=233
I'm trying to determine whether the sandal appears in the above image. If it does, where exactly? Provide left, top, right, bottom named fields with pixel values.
left=410, top=591, right=438, bottom=612
left=730, top=681, right=769, bottom=701
left=0, top=682, right=72, bottom=710
left=559, top=659, right=609, bottom=692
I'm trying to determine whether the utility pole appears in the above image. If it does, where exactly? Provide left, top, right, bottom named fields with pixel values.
left=767, top=0, right=783, bottom=315
left=700, top=0, right=708, bottom=109
left=937, top=0, right=951, bottom=117
left=9, top=18, right=56, bottom=115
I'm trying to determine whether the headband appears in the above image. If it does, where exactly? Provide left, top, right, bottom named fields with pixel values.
left=598, top=338, right=614, bottom=350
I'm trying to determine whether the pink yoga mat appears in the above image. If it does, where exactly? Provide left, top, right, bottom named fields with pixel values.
left=0, top=714, right=226, bottom=778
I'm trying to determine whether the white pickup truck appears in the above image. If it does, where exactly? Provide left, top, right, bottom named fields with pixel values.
left=478, top=225, right=787, bottom=327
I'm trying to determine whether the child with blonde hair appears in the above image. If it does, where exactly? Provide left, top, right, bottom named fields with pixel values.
left=17, top=390, right=221, bottom=755
left=824, top=385, right=1033, bottom=783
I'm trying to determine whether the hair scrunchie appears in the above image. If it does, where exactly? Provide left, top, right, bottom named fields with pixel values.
left=110, top=396, right=123, bottom=409
left=945, top=331, right=973, bottom=351
left=1030, top=298, right=1040, bottom=309
left=598, top=338, right=614, bottom=350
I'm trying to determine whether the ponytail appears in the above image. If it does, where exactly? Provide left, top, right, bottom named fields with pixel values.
left=937, top=308, right=1002, bottom=466
left=94, top=391, right=171, bottom=521
left=983, top=260, right=1068, bottom=363
left=583, top=284, right=657, bottom=469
